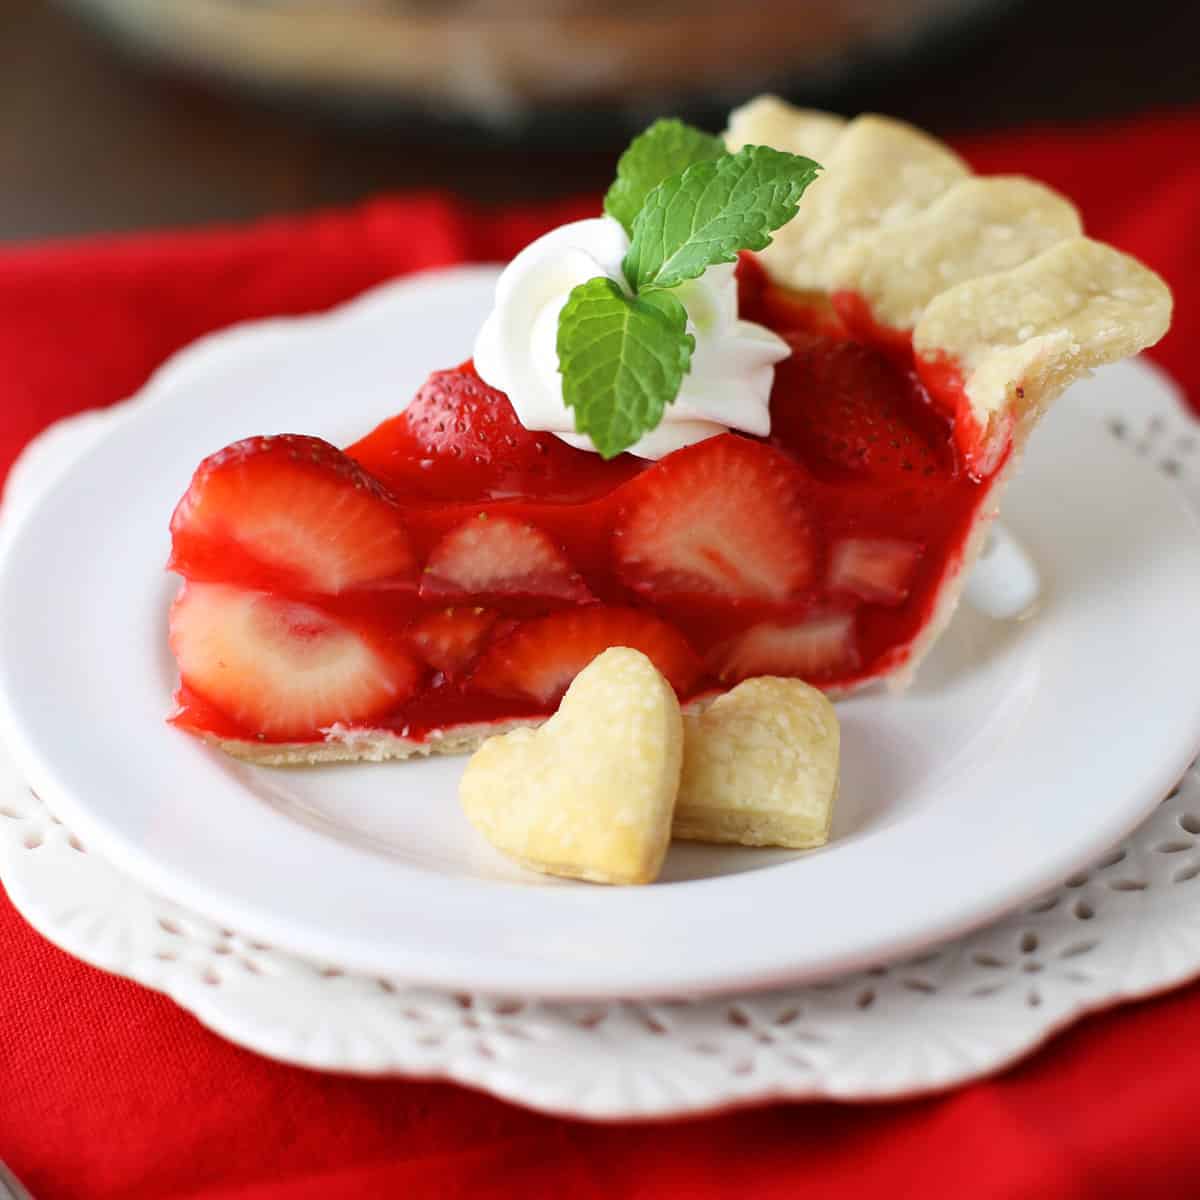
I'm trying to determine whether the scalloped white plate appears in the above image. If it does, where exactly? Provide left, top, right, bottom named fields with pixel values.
left=3, top=358, right=1199, bottom=1118
left=1, top=268, right=1200, bottom=1000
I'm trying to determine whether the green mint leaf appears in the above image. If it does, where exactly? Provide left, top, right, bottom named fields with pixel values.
left=623, top=144, right=821, bottom=292
left=603, top=118, right=726, bottom=237
left=556, top=277, right=694, bottom=459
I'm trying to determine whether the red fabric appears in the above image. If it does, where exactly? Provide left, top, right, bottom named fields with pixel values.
left=2, top=109, right=1199, bottom=1199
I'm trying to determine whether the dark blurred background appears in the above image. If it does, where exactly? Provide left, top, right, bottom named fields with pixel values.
left=1, top=0, right=1197, bottom=242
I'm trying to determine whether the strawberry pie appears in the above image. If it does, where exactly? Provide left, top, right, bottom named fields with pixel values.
left=166, top=97, right=1172, bottom=764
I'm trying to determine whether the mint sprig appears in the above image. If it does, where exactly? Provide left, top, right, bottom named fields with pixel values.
left=557, top=278, right=694, bottom=461
left=604, top=118, right=726, bottom=237
left=623, top=145, right=821, bottom=292
left=558, top=119, right=820, bottom=459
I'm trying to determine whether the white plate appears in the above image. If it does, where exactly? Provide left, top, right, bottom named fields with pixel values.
left=1, top=268, right=1199, bottom=1000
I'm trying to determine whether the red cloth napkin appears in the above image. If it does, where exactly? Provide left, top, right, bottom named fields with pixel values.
left=2, top=110, right=1199, bottom=1200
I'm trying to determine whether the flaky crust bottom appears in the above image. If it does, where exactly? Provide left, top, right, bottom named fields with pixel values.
left=202, top=700, right=722, bottom=767
left=204, top=718, right=545, bottom=766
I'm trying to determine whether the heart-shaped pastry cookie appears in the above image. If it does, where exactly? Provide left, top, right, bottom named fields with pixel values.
left=460, top=646, right=683, bottom=885
left=674, top=676, right=839, bottom=849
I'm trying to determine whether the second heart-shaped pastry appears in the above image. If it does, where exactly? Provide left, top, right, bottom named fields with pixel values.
left=674, top=676, right=840, bottom=849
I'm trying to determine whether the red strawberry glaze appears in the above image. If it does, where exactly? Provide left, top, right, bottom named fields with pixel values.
left=914, top=350, right=1013, bottom=476
left=169, top=255, right=1004, bottom=748
left=829, top=289, right=922, bottom=364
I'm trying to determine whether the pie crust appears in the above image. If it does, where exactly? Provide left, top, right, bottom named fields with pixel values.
left=727, top=95, right=1172, bottom=456
left=726, top=94, right=1172, bottom=686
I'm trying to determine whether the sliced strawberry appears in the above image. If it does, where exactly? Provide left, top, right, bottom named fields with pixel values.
left=169, top=434, right=415, bottom=596
left=829, top=538, right=924, bottom=605
left=408, top=607, right=500, bottom=678
left=613, top=435, right=813, bottom=602
left=169, top=582, right=422, bottom=739
left=709, top=613, right=860, bottom=684
left=770, top=336, right=954, bottom=481
left=420, top=515, right=591, bottom=602
left=470, top=606, right=702, bottom=706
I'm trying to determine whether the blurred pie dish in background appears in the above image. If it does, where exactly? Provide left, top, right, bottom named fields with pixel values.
left=65, top=0, right=1011, bottom=134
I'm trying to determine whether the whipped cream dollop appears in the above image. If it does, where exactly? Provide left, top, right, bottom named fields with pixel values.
left=473, top=217, right=791, bottom=459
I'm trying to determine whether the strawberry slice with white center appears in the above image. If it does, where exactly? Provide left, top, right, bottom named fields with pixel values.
left=709, top=613, right=859, bottom=684
left=420, top=515, right=591, bottom=602
left=169, top=434, right=416, bottom=596
left=169, top=581, right=422, bottom=739
left=408, top=607, right=501, bottom=678
left=613, top=434, right=813, bottom=602
left=829, top=538, right=924, bottom=605
left=470, top=606, right=702, bottom=706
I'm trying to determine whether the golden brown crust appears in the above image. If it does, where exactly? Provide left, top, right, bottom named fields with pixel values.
left=727, top=96, right=1172, bottom=437
left=829, top=176, right=1084, bottom=331
left=914, top=237, right=1173, bottom=456
left=203, top=719, right=543, bottom=767
left=200, top=695, right=723, bottom=766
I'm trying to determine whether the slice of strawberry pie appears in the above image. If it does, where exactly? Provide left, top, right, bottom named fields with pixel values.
left=166, top=99, right=1172, bottom=764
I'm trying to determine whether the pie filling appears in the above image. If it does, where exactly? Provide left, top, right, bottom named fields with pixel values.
left=167, top=255, right=1006, bottom=747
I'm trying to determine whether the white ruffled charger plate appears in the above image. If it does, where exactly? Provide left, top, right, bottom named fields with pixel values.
left=1, top=270, right=1200, bottom=1116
